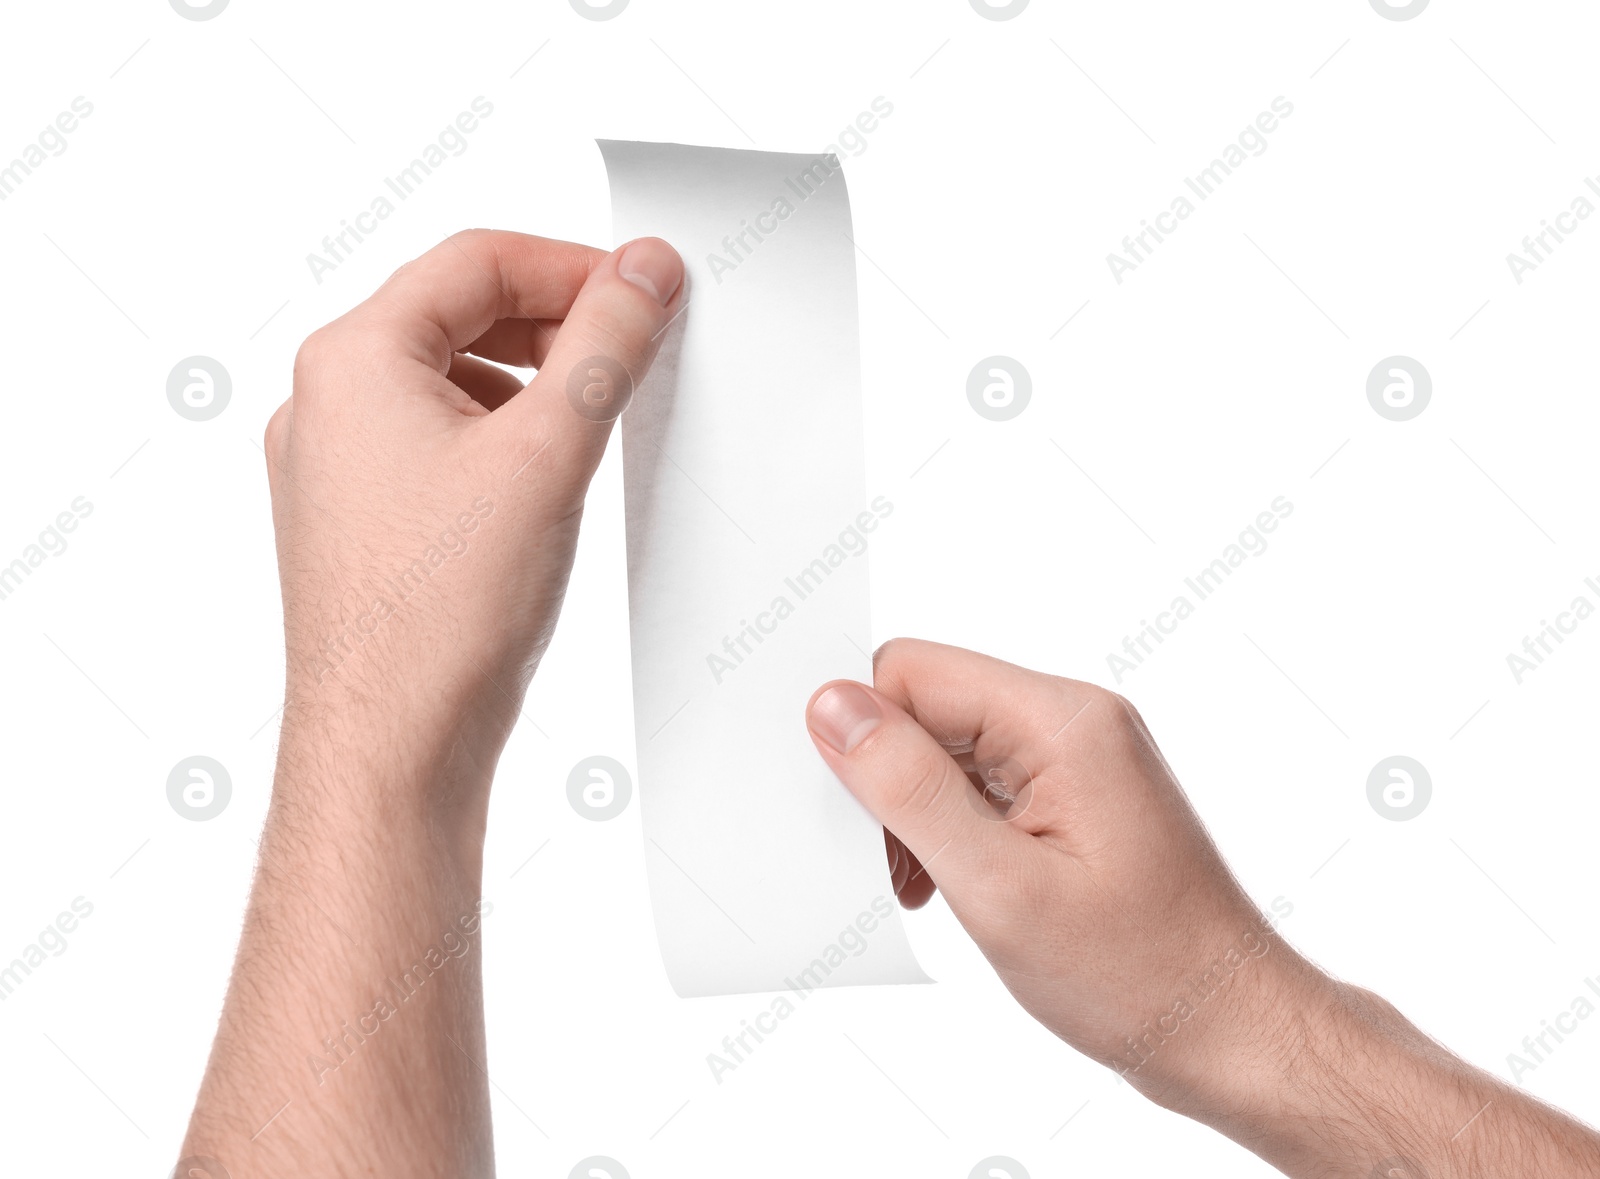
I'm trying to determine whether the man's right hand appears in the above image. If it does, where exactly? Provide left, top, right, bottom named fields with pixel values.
left=806, top=638, right=1600, bottom=1177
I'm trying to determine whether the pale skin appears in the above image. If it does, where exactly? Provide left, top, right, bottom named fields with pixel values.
left=181, top=229, right=1600, bottom=1178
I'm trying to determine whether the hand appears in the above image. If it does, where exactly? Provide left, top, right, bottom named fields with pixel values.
left=806, top=639, right=1311, bottom=1105
left=806, top=639, right=1600, bottom=1177
left=181, top=230, right=683, bottom=1177
left=264, top=229, right=683, bottom=797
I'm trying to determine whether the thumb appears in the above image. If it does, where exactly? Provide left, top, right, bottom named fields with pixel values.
left=806, top=680, right=1013, bottom=894
left=496, top=236, right=683, bottom=488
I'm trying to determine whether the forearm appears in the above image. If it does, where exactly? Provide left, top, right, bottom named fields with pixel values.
left=181, top=712, right=496, bottom=1178
left=1181, top=975, right=1600, bottom=1177
left=177, top=228, right=676, bottom=1176
left=809, top=654, right=1600, bottom=1175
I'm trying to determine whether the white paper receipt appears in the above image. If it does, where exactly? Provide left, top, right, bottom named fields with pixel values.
left=598, top=140, right=928, bottom=998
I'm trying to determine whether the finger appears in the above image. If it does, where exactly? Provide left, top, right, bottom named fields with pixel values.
left=886, top=830, right=937, bottom=910
left=872, top=637, right=1085, bottom=757
left=336, top=230, right=605, bottom=370
left=899, top=854, right=938, bottom=910
left=806, top=679, right=1017, bottom=891
left=447, top=352, right=526, bottom=412
left=462, top=317, right=564, bottom=369
left=886, top=828, right=909, bottom=895
left=490, top=236, right=683, bottom=490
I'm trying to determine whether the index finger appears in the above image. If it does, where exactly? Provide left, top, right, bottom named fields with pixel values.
left=337, top=229, right=606, bottom=372
left=871, top=637, right=1090, bottom=753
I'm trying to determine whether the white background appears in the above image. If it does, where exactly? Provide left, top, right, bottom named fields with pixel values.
left=2, top=1, right=1597, bottom=1175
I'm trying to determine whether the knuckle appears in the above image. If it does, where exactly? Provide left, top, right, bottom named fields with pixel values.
left=1100, top=686, right=1136, bottom=718
left=1064, top=683, right=1140, bottom=749
left=872, top=636, right=910, bottom=669
left=444, top=227, right=496, bottom=267
left=383, top=254, right=421, bottom=287
left=262, top=399, right=292, bottom=459
left=292, top=326, right=337, bottom=382
left=872, top=636, right=926, bottom=680
left=1110, top=690, right=1150, bottom=733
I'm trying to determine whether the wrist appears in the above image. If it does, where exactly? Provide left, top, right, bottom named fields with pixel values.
left=1117, top=929, right=1337, bottom=1122
left=1170, top=974, right=1506, bottom=1177
left=282, top=603, right=530, bottom=785
left=272, top=692, right=499, bottom=856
